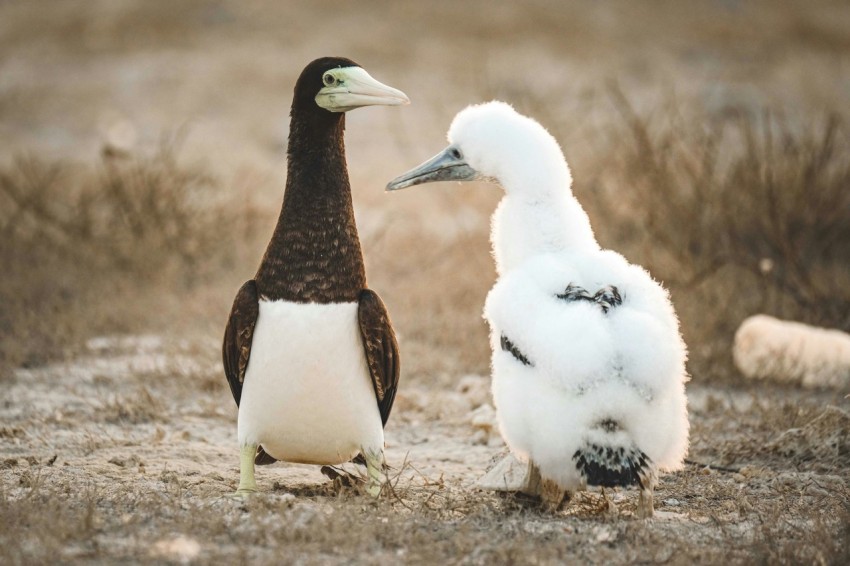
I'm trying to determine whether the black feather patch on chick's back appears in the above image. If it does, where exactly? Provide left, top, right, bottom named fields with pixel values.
left=500, top=334, right=532, bottom=366
left=556, top=283, right=595, bottom=303
left=555, top=283, right=624, bottom=314
left=592, top=285, right=623, bottom=314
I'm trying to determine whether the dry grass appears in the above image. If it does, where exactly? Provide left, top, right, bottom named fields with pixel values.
left=2, top=447, right=848, bottom=565
left=2, top=1, right=850, bottom=563
left=2, top=85, right=849, bottom=566
left=0, top=144, right=257, bottom=375
left=580, top=92, right=850, bottom=381
left=2, top=95, right=848, bottom=565
left=0, top=141, right=250, bottom=278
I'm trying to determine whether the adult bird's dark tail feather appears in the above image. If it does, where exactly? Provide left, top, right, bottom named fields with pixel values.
left=255, top=446, right=277, bottom=465
left=254, top=449, right=388, bottom=469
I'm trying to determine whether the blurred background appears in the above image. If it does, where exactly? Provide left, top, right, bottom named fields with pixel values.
left=2, top=0, right=849, bottom=386
left=2, top=2, right=850, bottom=563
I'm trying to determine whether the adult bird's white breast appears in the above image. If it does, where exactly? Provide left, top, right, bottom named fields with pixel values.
left=237, top=300, right=384, bottom=465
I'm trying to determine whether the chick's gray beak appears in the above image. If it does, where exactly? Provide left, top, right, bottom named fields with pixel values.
left=386, top=146, right=478, bottom=191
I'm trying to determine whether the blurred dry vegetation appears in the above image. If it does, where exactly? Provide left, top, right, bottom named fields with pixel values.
left=3, top=85, right=849, bottom=383
left=0, top=143, right=261, bottom=372
left=1, top=0, right=850, bottom=563
left=589, top=94, right=850, bottom=380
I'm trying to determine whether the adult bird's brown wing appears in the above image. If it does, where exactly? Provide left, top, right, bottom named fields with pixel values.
left=357, top=289, right=400, bottom=426
left=222, top=280, right=276, bottom=465
left=222, top=280, right=259, bottom=405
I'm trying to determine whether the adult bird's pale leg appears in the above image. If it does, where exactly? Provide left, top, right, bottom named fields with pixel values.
left=363, top=448, right=384, bottom=498
left=235, top=444, right=259, bottom=496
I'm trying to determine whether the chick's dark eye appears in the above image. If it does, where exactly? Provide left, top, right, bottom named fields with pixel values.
left=323, top=74, right=335, bottom=86
left=451, top=148, right=462, bottom=159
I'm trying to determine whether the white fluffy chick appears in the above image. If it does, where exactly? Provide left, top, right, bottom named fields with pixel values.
left=387, top=101, right=689, bottom=517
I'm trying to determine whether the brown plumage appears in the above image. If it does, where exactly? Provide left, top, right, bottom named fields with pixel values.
left=254, top=74, right=366, bottom=303
left=357, top=289, right=400, bottom=425
left=222, top=280, right=258, bottom=404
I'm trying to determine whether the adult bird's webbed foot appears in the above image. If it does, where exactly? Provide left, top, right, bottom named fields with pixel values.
left=320, top=465, right=363, bottom=490
left=556, top=283, right=595, bottom=303
left=593, top=285, right=622, bottom=314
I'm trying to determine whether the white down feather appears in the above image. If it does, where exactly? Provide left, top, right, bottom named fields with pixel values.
left=448, top=101, right=690, bottom=491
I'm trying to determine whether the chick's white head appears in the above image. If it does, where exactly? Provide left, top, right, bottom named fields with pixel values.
left=387, top=101, right=572, bottom=197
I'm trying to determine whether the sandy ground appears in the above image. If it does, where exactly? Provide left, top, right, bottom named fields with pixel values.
left=2, top=335, right=848, bottom=564
left=2, top=1, right=850, bottom=564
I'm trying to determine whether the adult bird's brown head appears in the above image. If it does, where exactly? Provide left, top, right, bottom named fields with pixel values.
left=292, top=57, right=409, bottom=117
left=282, top=57, right=409, bottom=203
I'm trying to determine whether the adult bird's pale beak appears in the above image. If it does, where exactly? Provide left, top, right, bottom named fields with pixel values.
left=386, top=145, right=479, bottom=191
left=316, top=66, right=410, bottom=112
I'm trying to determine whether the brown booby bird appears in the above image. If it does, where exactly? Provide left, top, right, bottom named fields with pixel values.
left=223, top=57, right=407, bottom=497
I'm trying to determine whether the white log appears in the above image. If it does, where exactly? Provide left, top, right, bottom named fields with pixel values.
left=733, top=315, right=850, bottom=389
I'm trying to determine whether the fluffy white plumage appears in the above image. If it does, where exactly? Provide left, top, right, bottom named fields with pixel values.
left=450, top=102, right=690, bottom=497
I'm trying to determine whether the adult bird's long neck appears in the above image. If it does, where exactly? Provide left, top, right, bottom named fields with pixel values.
left=255, top=110, right=366, bottom=303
